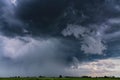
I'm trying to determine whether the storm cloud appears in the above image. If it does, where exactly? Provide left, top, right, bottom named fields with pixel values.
left=0, top=0, right=120, bottom=77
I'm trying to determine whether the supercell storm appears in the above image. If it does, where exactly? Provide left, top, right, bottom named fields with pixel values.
left=0, top=0, right=120, bottom=77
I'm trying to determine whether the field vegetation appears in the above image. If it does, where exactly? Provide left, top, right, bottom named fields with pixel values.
left=0, top=76, right=119, bottom=80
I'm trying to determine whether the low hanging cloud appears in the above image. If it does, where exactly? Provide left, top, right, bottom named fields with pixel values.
left=0, top=35, right=60, bottom=59
left=0, top=35, right=71, bottom=77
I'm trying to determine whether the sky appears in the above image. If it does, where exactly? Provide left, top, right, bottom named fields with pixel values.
left=0, top=0, right=120, bottom=77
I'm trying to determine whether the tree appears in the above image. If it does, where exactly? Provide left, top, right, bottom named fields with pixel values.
left=59, top=75, right=63, bottom=78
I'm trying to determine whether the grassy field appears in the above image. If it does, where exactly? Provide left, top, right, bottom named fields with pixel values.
left=0, top=78, right=120, bottom=80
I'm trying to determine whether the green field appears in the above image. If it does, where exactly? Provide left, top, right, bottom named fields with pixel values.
left=0, top=78, right=120, bottom=80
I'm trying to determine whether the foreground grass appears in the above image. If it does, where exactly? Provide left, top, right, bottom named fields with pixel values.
left=0, top=78, right=120, bottom=80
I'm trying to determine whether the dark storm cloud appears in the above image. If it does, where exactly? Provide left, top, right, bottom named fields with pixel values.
left=0, top=0, right=120, bottom=77
left=0, top=0, right=115, bottom=36
left=15, top=0, right=70, bottom=36
left=15, top=0, right=107, bottom=36
left=0, top=0, right=119, bottom=37
left=0, top=0, right=26, bottom=37
left=0, top=0, right=119, bottom=60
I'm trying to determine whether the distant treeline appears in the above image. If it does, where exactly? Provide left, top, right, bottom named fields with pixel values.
left=9, top=75, right=118, bottom=78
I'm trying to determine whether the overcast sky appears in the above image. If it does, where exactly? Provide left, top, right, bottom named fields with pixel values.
left=0, top=0, right=120, bottom=77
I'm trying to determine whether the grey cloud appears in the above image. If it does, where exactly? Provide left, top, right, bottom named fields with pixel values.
left=0, top=0, right=120, bottom=77
left=0, top=35, right=86, bottom=77
left=0, top=36, right=67, bottom=77
left=62, top=24, right=106, bottom=54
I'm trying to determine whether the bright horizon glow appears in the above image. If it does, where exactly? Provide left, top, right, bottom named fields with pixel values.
left=68, top=58, right=120, bottom=77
